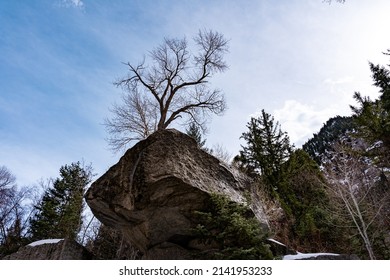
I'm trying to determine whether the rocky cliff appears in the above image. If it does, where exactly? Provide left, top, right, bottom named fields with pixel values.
left=85, top=129, right=269, bottom=259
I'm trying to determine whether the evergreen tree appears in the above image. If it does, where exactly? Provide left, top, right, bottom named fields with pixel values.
left=235, top=113, right=341, bottom=252
left=370, top=51, right=390, bottom=112
left=351, top=50, right=390, bottom=162
left=235, top=109, right=292, bottom=191
left=351, top=93, right=390, bottom=151
left=29, top=162, right=93, bottom=241
left=302, top=116, right=355, bottom=165
left=276, top=149, right=341, bottom=252
left=193, top=193, right=273, bottom=259
left=186, top=122, right=206, bottom=148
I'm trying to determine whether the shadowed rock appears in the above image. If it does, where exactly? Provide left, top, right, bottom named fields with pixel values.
left=85, top=129, right=268, bottom=259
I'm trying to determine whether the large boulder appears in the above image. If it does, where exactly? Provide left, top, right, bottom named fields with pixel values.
left=85, top=129, right=269, bottom=259
left=2, top=239, right=92, bottom=260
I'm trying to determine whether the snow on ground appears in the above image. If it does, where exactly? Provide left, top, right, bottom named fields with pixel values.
left=27, top=239, right=64, bottom=247
left=283, top=252, right=340, bottom=260
left=267, top=238, right=286, bottom=247
left=268, top=238, right=340, bottom=260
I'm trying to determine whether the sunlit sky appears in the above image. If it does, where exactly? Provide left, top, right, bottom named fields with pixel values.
left=1, top=0, right=390, bottom=187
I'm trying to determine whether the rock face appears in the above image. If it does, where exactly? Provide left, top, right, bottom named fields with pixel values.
left=2, top=239, right=92, bottom=260
left=85, top=129, right=268, bottom=259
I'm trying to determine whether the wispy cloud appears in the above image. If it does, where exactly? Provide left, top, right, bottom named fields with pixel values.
left=273, top=100, right=346, bottom=148
left=60, top=0, right=84, bottom=9
left=323, top=77, right=354, bottom=85
left=323, top=76, right=355, bottom=94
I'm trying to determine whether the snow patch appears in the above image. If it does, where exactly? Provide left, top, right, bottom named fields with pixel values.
left=267, top=238, right=286, bottom=247
left=283, top=252, right=340, bottom=260
left=27, top=239, right=64, bottom=247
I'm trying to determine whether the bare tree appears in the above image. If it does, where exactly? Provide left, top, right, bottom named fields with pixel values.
left=0, top=166, right=16, bottom=191
left=104, top=29, right=229, bottom=151
left=0, top=166, right=33, bottom=256
left=324, top=140, right=390, bottom=259
left=210, top=143, right=232, bottom=164
left=0, top=166, right=17, bottom=240
left=104, top=90, right=158, bottom=151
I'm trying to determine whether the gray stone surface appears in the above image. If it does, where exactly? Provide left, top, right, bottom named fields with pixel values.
left=85, top=129, right=269, bottom=259
left=2, top=239, right=92, bottom=260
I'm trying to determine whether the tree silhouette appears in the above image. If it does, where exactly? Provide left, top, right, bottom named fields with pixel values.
left=105, top=29, right=229, bottom=151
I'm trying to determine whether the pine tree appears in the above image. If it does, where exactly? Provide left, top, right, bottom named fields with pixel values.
left=235, top=109, right=292, bottom=191
left=302, top=116, right=355, bottom=165
left=351, top=50, right=390, bottom=159
left=185, top=122, right=206, bottom=148
left=351, top=93, right=389, bottom=150
left=193, top=193, right=273, bottom=259
left=341, top=52, right=390, bottom=257
left=29, top=162, right=93, bottom=241
left=370, top=51, right=390, bottom=112
left=276, top=149, right=341, bottom=252
left=235, top=113, right=342, bottom=252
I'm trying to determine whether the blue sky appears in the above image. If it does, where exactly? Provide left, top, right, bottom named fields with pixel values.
left=1, top=0, right=390, bottom=187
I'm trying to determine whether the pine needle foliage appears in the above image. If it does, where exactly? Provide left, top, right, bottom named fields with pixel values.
left=235, top=109, right=292, bottom=193
left=29, top=162, right=93, bottom=241
left=193, top=193, right=273, bottom=259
